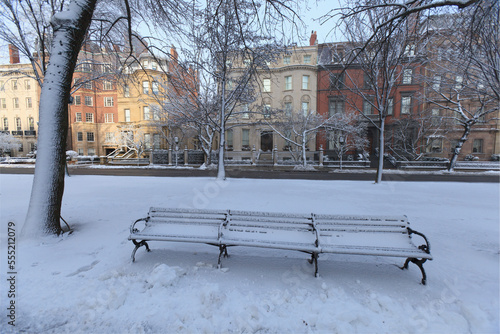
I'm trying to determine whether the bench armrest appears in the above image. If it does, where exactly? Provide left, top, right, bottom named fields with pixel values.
left=407, top=227, right=431, bottom=254
left=130, top=217, right=149, bottom=234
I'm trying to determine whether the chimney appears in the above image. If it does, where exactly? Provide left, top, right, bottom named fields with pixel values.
left=170, top=46, right=178, bottom=61
left=310, top=31, right=317, bottom=46
left=9, top=44, right=20, bottom=64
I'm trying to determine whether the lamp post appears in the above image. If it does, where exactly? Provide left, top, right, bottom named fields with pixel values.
left=339, top=135, right=345, bottom=171
left=174, top=136, right=179, bottom=167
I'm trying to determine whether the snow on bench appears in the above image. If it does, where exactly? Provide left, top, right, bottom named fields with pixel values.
left=129, top=207, right=432, bottom=284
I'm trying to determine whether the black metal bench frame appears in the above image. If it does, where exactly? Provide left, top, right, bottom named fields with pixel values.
left=129, top=208, right=432, bottom=284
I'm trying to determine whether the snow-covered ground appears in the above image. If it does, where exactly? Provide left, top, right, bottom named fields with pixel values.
left=0, top=174, right=498, bottom=333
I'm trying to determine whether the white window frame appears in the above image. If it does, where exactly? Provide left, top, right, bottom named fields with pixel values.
left=87, top=132, right=95, bottom=142
left=76, top=112, right=82, bottom=122
left=84, top=96, right=93, bottom=106
left=125, top=109, right=131, bottom=122
left=85, top=113, right=94, bottom=123
left=104, top=97, right=114, bottom=107
left=263, top=79, right=271, bottom=92
left=302, top=75, right=309, bottom=90
left=402, top=69, right=413, bottom=84
left=104, top=113, right=114, bottom=123
left=401, top=96, right=412, bottom=115
left=143, top=106, right=150, bottom=120
left=285, top=76, right=292, bottom=90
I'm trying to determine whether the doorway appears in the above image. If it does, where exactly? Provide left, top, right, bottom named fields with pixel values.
left=260, top=131, right=273, bottom=152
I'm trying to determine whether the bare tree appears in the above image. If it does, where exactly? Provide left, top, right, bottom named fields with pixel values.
left=0, top=132, right=21, bottom=156
left=327, top=1, right=427, bottom=183
left=421, top=2, right=499, bottom=170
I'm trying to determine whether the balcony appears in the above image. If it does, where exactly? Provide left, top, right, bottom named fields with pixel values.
left=11, top=131, right=23, bottom=136
left=24, top=130, right=36, bottom=136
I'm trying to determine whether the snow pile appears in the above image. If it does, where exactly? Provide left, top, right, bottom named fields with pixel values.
left=0, top=174, right=498, bottom=333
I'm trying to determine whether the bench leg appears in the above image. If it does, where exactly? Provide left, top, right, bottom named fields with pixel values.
left=131, top=240, right=151, bottom=262
left=401, top=258, right=428, bottom=285
left=217, top=245, right=228, bottom=269
left=308, top=253, right=319, bottom=277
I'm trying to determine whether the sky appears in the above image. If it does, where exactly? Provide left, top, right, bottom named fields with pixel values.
left=0, top=0, right=344, bottom=65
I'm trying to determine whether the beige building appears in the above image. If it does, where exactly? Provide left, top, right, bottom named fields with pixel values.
left=0, top=46, right=40, bottom=157
left=226, top=33, right=319, bottom=161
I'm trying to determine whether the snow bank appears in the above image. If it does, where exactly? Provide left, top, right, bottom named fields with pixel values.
left=0, top=174, right=498, bottom=333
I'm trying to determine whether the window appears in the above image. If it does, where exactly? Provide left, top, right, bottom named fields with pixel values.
left=143, top=106, right=150, bottom=120
left=1, top=98, right=6, bottom=109
left=124, top=85, right=130, bottom=97
left=363, top=98, right=373, bottom=115
left=77, top=132, right=83, bottom=141
left=13, top=98, right=19, bottom=109
left=26, top=97, right=33, bottom=108
left=242, top=129, right=250, bottom=148
left=88, top=148, right=95, bottom=156
left=431, top=108, right=440, bottom=126
left=285, top=76, right=292, bottom=90
left=284, top=102, right=292, bottom=116
left=152, top=105, right=160, bottom=120
left=144, top=133, right=151, bottom=150
left=363, top=73, right=371, bottom=88
left=330, top=72, right=344, bottom=90
left=105, top=113, right=114, bottom=123
left=124, top=109, right=131, bottom=122
left=403, top=69, right=413, bottom=84
left=30, top=142, right=36, bottom=152
left=472, top=139, right=483, bottom=153
left=83, top=81, right=92, bottom=89
left=302, top=75, right=309, bottom=90
left=28, top=117, right=35, bottom=130
left=104, top=97, right=114, bottom=107
left=387, top=98, right=394, bottom=116
left=12, top=80, right=18, bottom=90
left=16, top=118, right=21, bottom=131
left=455, top=75, right=463, bottom=90
left=152, top=81, right=159, bottom=94
left=151, top=62, right=157, bottom=70
left=432, top=76, right=441, bottom=91
left=3, top=118, right=8, bottom=131
left=426, top=138, right=443, bottom=153
left=24, top=80, right=31, bottom=90
left=243, top=59, right=251, bottom=67
left=226, top=129, right=233, bottom=150
left=263, top=104, right=271, bottom=118
left=82, top=63, right=91, bottom=72
left=404, top=44, right=415, bottom=57
left=283, top=56, right=291, bottom=65
left=142, top=81, right=149, bottom=94
left=85, top=113, right=94, bottom=123
left=78, top=148, right=84, bottom=155
left=74, top=96, right=81, bottom=105
left=84, top=96, right=93, bottom=106
left=153, top=134, right=160, bottom=149
left=103, top=80, right=112, bottom=90
left=328, top=99, right=344, bottom=116
left=263, top=79, right=271, bottom=92
left=242, top=104, right=250, bottom=119
left=76, top=112, right=82, bottom=122
left=87, top=132, right=95, bottom=142
left=105, top=132, right=115, bottom=143
left=401, top=96, right=412, bottom=114
left=303, top=55, right=311, bottom=64
left=301, top=102, right=309, bottom=116
left=143, top=60, right=149, bottom=68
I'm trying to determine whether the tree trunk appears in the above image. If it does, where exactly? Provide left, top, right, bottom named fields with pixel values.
left=23, top=0, right=97, bottom=237
left=375, top=118, right=385, bottom=184
left=448, top=123, right=472, bottom=172
left=217, top=128, right=225, bottom=179
left=302, top=134, right=307, bottom=167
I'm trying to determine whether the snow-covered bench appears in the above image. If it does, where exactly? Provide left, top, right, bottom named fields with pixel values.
left=129, top=208, right=432, bottom=284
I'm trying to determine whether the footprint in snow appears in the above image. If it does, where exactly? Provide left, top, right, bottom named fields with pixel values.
left=66, top=260, right=100, bottom=277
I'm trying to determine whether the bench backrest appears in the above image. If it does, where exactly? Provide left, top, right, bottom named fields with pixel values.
left=143, top=207, right=228, bottom=243
left=313, top=214, right=414, bottom=251
left=223, top=210, right=318, bottom=249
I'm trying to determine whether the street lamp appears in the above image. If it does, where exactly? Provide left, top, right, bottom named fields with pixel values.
left=338, top=135, right=345, bottom=171
left=174, top=136, right=179, bottom=167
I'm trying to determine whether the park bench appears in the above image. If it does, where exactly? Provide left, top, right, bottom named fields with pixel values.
left=129, top=207, right=432, bottom=284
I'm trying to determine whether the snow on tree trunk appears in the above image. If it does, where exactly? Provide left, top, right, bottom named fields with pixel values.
left=23, top=0, right=97, bottom=237
left=448, top=123, right=472, bottom=172
left=302, top=134, right=307, bottom=167
left=375, top=118, right=385, bottom=184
